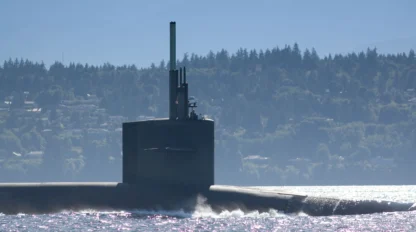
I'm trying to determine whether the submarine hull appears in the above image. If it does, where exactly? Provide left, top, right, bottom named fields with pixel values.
left=0, top=183, right=198, bottom=215
left=0, top=183, right=414, bottom=216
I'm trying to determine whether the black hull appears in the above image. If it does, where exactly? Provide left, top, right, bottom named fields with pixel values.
left=0, top=183, right=414, bottom=216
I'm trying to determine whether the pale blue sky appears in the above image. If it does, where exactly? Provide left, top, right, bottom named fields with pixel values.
left=1, top=0, right=415, bottom=68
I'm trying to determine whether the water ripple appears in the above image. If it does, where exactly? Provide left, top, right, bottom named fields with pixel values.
left=1, top=186, right=415, bottom=231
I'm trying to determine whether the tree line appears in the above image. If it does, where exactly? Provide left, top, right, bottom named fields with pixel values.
left=0, top=44, right=415, bottom=185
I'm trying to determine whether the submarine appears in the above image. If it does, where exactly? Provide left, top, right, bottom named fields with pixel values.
left=0, top=22, right=415, bottom=216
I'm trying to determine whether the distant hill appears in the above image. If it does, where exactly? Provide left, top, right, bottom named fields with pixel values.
left=0, top=44, right=415, bottom=185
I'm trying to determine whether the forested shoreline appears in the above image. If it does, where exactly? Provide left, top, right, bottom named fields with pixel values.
left=0, top=44, right=415, bottom=185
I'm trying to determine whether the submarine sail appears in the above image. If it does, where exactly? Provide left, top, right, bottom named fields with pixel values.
left=122, top=21, right=214, bottom=191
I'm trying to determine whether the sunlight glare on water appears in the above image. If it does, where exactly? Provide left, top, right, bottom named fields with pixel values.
left=1, top=186, right=416, bottom=231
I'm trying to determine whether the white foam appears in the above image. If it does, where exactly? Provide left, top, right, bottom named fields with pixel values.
left=189, top=194, right=285, bottom=218
left=73, top=195, right=287, bottom=219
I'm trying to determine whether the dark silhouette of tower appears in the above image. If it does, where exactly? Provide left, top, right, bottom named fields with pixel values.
left=122, top=22, right=214, bottom=192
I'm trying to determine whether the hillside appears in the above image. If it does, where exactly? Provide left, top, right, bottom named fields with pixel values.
left=0, top=45, right=415, bottom=185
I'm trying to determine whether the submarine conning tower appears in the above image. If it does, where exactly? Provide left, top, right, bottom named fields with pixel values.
left=122, top=22, right=214, bottom=192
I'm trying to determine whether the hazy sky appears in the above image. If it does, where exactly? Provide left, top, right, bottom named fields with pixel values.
left=1, top=0, right=415, bottom=68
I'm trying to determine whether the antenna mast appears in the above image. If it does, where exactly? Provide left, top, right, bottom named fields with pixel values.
left=169, top=22, right=190, bottom=120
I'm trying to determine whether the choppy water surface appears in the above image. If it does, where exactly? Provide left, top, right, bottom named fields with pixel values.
left=1, top=186, right=416, bottom=231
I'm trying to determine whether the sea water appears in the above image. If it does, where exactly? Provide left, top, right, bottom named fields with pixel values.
left=1, top=185, right=415, bottom=231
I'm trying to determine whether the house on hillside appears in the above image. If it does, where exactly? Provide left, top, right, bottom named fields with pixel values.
left=0, top=100, right=11, bottom=111
left=23, top=101, right=36, bottom=108
left=288, top=157, right=312, bottom=171
left=243, top=155, right=270, bottom=166
left=87, top=128, right=109, bottom=140
left=26, top=151, right=44, bottom=157
left=109, top=115, right=127, bottom=126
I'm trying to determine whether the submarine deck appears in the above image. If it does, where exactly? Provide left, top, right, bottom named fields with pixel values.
left=0, top=182, right=120, bottom=187
left=0, top=182, right=301, bottom=194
